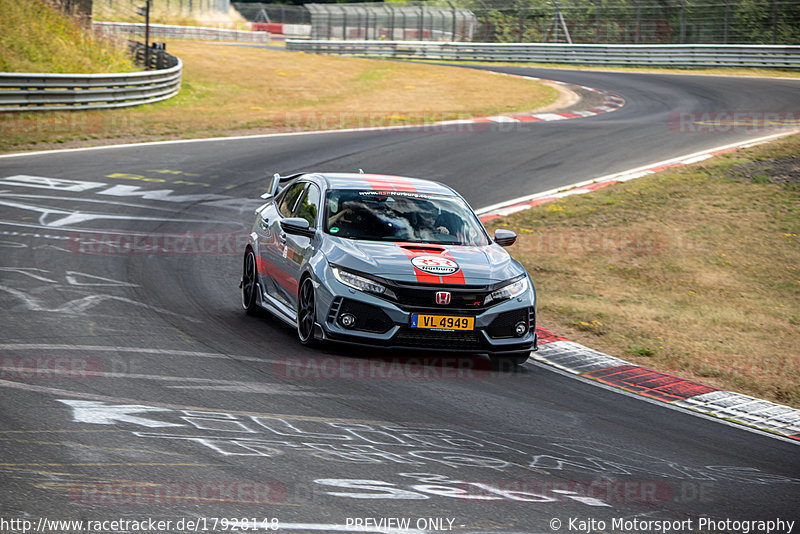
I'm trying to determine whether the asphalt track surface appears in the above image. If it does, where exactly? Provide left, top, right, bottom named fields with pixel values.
left=1, top=67, right=799, bottom=533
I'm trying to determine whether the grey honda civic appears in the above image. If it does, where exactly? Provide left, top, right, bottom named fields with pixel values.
left=241, top=172, right=537, bottom=365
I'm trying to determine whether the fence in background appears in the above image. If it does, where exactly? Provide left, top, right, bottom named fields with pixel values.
left=233, top=2, right=310, bottom=25
left=236, top=0, right=800, bottom=45
left=304, top=3, right=478, bottom=42
left=234, top=2, right=479, bottom=41
left=286, top=39, right=800, bottom=68
left=0, top=43, right=182, bottom=112
left=466, top=0, right=799, bottom=45
left=93, top=21, right=269, bottom=42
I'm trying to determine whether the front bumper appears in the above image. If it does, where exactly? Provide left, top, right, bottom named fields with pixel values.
left=315, top=268, right=537, bottom=355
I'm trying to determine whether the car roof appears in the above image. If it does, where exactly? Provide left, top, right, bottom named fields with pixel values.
left=315, top=173, right=457, bottom=196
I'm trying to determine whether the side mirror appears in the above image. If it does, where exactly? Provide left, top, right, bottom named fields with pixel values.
left=280, top=217, right=315, bottom=238
left=494, top=229, right=517, bottom=247
left=261, top=173, right=281, bottom=199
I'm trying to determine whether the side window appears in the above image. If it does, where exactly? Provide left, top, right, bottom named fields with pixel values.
left=294, top=184, right=321, bottom=227
left=276, top=182, right=307, bottom=218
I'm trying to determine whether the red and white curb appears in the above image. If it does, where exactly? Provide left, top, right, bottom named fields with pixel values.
left=440, top=80, right=625, bottom=128
left=0, top=78, right=624, bottom=159
left=477, top=129, right=800, bottom=222
left=533, top=327, right=800, bottom=442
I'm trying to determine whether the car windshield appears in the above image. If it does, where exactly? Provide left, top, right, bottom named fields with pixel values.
left=324, top=189, right=489, bottom=246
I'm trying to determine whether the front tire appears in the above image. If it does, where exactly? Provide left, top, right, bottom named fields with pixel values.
left=241, top=250, right=260, bottom=316
left=297, top=276, right=317, bottom=345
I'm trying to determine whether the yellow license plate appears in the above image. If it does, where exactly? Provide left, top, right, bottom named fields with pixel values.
left=411, top=314, right=474, bottom=331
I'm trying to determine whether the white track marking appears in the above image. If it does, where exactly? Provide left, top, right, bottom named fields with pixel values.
left=476, top=129, right=799, bottom=215
left=57, top=400, right=183, bottom=428
left=0, top=343, right=279, bottom=364
left=0, top=284, right=197, bottom=320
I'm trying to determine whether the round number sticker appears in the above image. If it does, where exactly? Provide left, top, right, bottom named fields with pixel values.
left=411, top=255, right=460, bottom=275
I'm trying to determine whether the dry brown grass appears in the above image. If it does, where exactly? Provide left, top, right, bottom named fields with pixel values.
left=0, top=0, right=135, bottom=74
left=0, top=41, right=557, bottom=151
left=91, top=0, right=249, bottom=28
left=487, top=133, right=800, bottom=407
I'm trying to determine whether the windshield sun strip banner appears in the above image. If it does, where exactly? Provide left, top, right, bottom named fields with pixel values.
left=362, top=174, right=419, bottom=193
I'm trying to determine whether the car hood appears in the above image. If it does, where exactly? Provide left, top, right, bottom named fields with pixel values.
left=323, top=238, right=525, bottom=285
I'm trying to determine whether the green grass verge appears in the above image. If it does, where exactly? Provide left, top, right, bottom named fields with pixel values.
left=486, top=133, right=800, bottom=407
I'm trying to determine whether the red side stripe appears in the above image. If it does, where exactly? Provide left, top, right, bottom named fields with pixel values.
left=255, top=257, right=269, bottom=276
left=256, top=256, right=299, bottom=296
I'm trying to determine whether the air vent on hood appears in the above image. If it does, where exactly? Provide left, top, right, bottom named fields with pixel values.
left=399, top=244, right=446, bottom=254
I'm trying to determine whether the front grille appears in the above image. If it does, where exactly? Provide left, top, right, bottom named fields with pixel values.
left=338, top=299, right=394, bottom=333
left=487, top=308, right=531, bottom=339
left=385, top=282, right=492, bottom=312
left=394, top=328, right=483, bottom=350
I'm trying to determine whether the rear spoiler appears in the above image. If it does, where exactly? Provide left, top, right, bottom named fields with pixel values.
left=261, top=172, right=305, bottom=199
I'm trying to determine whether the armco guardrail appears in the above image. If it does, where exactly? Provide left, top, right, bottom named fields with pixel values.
left=0, top=48, right=181, bottom=112
left=94, top=21, right=269, bottom=43
left=285, top=40, right=800, bottom=69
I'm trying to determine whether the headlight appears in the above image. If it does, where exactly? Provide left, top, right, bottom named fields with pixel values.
left=485, top=276, right=528, bottom=305
left=332, top=266, right=386, bottom=295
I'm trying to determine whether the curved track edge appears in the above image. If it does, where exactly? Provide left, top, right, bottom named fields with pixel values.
left=497, top=129, right=800, bottom=443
